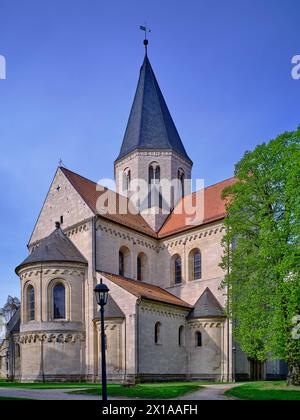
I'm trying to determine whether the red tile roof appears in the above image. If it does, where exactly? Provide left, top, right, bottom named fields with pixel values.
left=61, top=167, right=156, bottom=237
left=61, top=167, right=235, bottom=239
left=99, top=271, right=192, bottom=309
left=158, top=177, right=236, bottom=238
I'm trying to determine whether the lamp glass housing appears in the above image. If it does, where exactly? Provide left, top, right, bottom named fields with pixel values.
left=94, top=282, right=109, bottom=306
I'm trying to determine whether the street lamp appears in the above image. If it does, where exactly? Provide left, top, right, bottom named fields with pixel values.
left=94, top=279, right=109, bottom=401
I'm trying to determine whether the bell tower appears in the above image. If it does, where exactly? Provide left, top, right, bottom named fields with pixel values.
left=115, top=41, right=193, bottom=232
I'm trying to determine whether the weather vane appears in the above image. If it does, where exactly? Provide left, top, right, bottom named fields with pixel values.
left=140, top=25, right=151, bottom=54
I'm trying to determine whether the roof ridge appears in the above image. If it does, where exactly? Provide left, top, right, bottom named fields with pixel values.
left=147, top=57, right=172, bottom=150
left=202, top=176, right=236, bottom=191
left=188, top=287, right=225, bottom=319
left=158, top=177, right=236, bottom=235
left=61, top=167, right=102, bottom=189
left=98, top=271, right=192, bottom=309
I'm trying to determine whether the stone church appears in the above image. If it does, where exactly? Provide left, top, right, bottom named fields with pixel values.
left=1, top=45, right=287, bottom=383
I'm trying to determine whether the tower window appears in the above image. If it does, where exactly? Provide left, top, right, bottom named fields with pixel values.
left=148, top=162, right=162, bottom=207
left=123, top=169, right=131, bottom=193
left=149, top=162, right=160, bottom=184
left=178, top=168, right=185, bottom=198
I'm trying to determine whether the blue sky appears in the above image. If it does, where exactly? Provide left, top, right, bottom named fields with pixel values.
left=0, top=0, right=299, bottom=306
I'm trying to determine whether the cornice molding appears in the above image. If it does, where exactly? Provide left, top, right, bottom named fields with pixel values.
left=188, top=321, right=223, bottom=329
left=140, top=303, right=188, bottom=319
left=20, top=268, right=85, bottom=280
left=18, top=331, right=85, bottom=344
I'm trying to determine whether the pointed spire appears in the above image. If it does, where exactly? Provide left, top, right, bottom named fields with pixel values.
left=117, top=54, right=192, bottom=163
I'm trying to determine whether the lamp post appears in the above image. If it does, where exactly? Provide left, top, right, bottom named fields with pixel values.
left=94, top=279, right=109, bottom=401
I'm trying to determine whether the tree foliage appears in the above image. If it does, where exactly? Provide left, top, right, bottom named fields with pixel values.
left=0, top=296, right=20, bottom=323
left=220, top=126, right=300, bottom=384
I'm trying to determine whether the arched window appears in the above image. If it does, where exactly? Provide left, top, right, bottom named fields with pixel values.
left=137, top=252, right=148, bottom=282
left=119, top=250, right=125, bottom=276
left=53, top=283, right=66, bottom=320
left=179, top=326, right=184, bottom=347
left=119, top=246, right=131, bottom=277
left=188, top=249, right=202, bottom=281
left=137, top=256, right=142, bottom=281
left=149, top=162, right=160, bottom=184
left=155, top=166, right=160, bottom=182
left=27, top=285, right=35, bottom=322
left=148, top=162, right=162, bottom=208
left=178, top=168, right=185, bottom=198
left=175, top=256, right=182, bottom=284
left=193, top=250, right=202, bottom=280
left=123, top=168, right=131, bottom=193
left=196, top=331, right=202, bottom=347
left=154, top=322, right=161, bottom=345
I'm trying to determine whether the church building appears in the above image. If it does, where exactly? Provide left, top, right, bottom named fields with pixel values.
left=1, top=42, right=287, bottom=383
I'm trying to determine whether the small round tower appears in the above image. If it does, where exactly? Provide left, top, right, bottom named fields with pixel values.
left=15, top=223, right=88, bottom=382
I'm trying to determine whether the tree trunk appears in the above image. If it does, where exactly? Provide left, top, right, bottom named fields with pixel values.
left=287, top=363, right=300, bottom=386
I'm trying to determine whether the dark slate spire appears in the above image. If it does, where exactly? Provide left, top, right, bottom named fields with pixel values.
left=16, top=225, right=87, bottom=272
left=117, top=54, right=191, bottom=163
left=188, top=288, right=225, bottom=319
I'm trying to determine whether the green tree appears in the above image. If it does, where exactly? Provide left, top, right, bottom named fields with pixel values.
left=221, top=126, right=300, bottom=385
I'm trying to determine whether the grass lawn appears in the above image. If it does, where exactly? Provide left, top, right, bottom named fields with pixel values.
left=0, top=381, right=101, bottom=390
left=69, top=383, right=203, bottom=399
left=0, top=381, right=209, bottom=399
left=225, top=381, right=300, bottom=400
left=0, top=396, right=30, bottom=401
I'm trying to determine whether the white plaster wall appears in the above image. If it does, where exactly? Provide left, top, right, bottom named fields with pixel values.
left=138, top=301, right=189, bottom=375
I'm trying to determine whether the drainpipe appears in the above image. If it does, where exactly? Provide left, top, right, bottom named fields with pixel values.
left=40, top=262, right=45, bottom=383
left=226, top=229, right=231, bottom=382
left=92, top=216, right=98, bottom=381
left=136, top=299, right=141, bottom=382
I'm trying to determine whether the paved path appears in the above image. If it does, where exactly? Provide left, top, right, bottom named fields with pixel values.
left=177, top=384, right=238, bottom=400
left=0, top=384, right=238, bottom=401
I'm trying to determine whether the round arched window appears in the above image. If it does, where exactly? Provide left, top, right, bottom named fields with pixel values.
left=27, top=285, right=35, bottom=322
left=53, top=283, right=66, bottom=320
left=155, top=322, right=162, bottom=344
